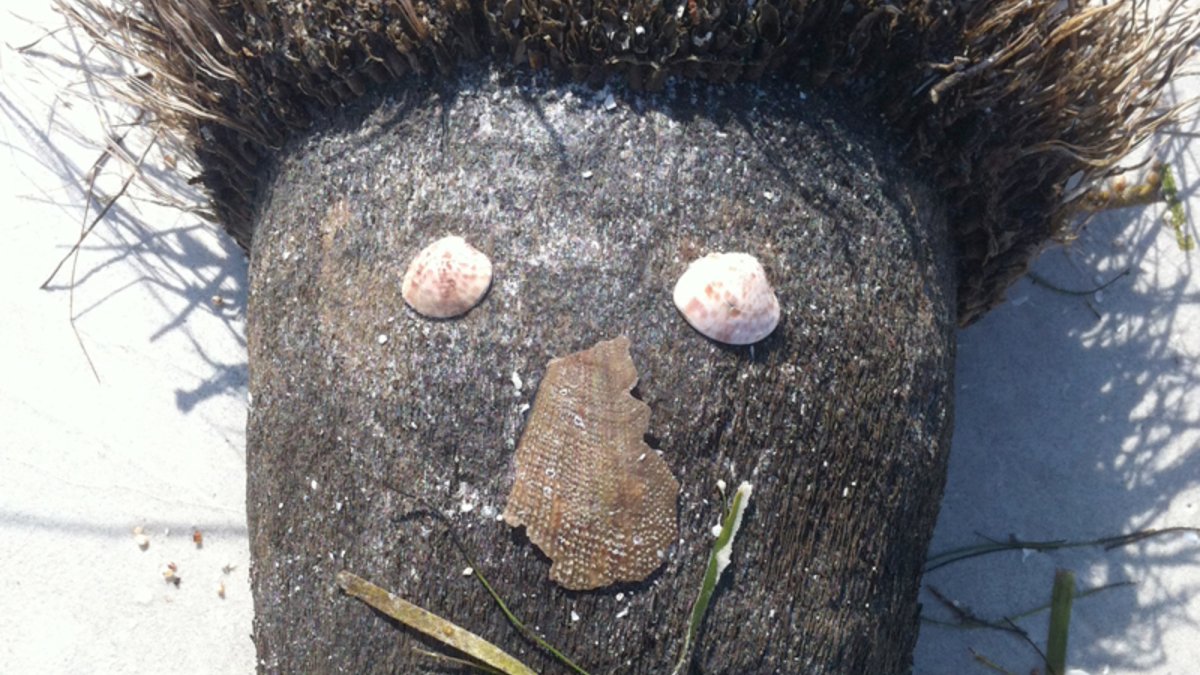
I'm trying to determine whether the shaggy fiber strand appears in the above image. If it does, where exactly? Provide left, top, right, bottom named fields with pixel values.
left=59, top=0, right=1199, bottom=324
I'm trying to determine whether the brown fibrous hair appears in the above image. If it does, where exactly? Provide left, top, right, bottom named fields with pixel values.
left=58, top=0, right=1200, bottom=324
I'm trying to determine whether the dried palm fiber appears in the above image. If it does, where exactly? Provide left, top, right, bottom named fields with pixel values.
left=60, top=0, right=1198, bottom=324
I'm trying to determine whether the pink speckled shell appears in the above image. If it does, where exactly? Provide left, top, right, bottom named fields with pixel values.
left=401, top=236, right=493, bottom=319
left=672, top=252, right=780, bottom=345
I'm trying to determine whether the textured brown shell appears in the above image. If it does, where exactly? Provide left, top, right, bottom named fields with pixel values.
left=504, top=336, right=679, bottom=590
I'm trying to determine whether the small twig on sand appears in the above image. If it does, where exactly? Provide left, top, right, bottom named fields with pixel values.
left=41, top=115, right=156, bottom=381
left=40, top=119, right=156, bottom=290
left=8, top=22, right=69, bottom=52
left=925, top=526, right=1200, bottom=572
left=969, top=648, right=1019, bottom=675
left=1027, top=268, right=1131, bottom=297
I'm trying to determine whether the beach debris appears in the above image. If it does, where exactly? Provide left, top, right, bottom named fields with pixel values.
left=133, top=526, right=149, bottom=550
left=336, top=570, right=538, bottom=675
left=672, top=481, right=754, bottom=675
left=193, top=529, right=203, bottom=548
left=1161, top=163, right=1196, bottom=251
left=673, top=252, right=780, bottom=345
left=401, top=235, right=493, bottom=318
left=162, top=562, right=180, bottom=586
left=504, top=336, right=679, bottom=590
left=1046, top=569, right=1076, bottom=675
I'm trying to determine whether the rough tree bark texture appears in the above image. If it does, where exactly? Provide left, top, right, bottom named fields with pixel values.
left=246, top=68, right=956, bottom=674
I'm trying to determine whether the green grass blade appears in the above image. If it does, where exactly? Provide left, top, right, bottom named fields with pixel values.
left=368, top=479, right=592, bottom=674
left=671, top=481, right=753, bottom=675
left=466, top=563, right=592, bottom=675
left=413, top=647, right=507, bottom=674
left=1045, top=569, right=1075, bottom=675
left=336, top=570, right=539, bottom=675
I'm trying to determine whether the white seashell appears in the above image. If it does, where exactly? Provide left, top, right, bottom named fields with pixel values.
left=672, top=252, right=780, bottom=345
left=401, top=235, right=493, bottom=319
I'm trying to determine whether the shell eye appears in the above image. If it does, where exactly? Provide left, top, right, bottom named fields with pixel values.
left=401, top=235, right=493, bottom=319
left=672, top=252, right=780, bottom=345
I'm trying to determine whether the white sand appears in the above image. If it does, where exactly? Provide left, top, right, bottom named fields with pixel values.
left=913, top=141, right=1200, bottom=673
left=0, top=4, right=254, bottom=671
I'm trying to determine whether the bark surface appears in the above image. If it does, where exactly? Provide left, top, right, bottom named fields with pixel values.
left=246, top=69, right=956, bottom=674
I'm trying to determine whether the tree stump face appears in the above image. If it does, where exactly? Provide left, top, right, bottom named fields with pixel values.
left=246, top=68, right=956, bottom=673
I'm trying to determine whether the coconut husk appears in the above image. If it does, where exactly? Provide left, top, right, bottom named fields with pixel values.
left=243, top=73, right=959, bottom=672
left=57, top=0, right=1196, bottom=319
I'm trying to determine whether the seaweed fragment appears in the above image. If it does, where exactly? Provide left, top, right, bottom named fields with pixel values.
left=1160, top=163, right=1196, bottom=251
left=672, top=481, right=753, bottom=675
